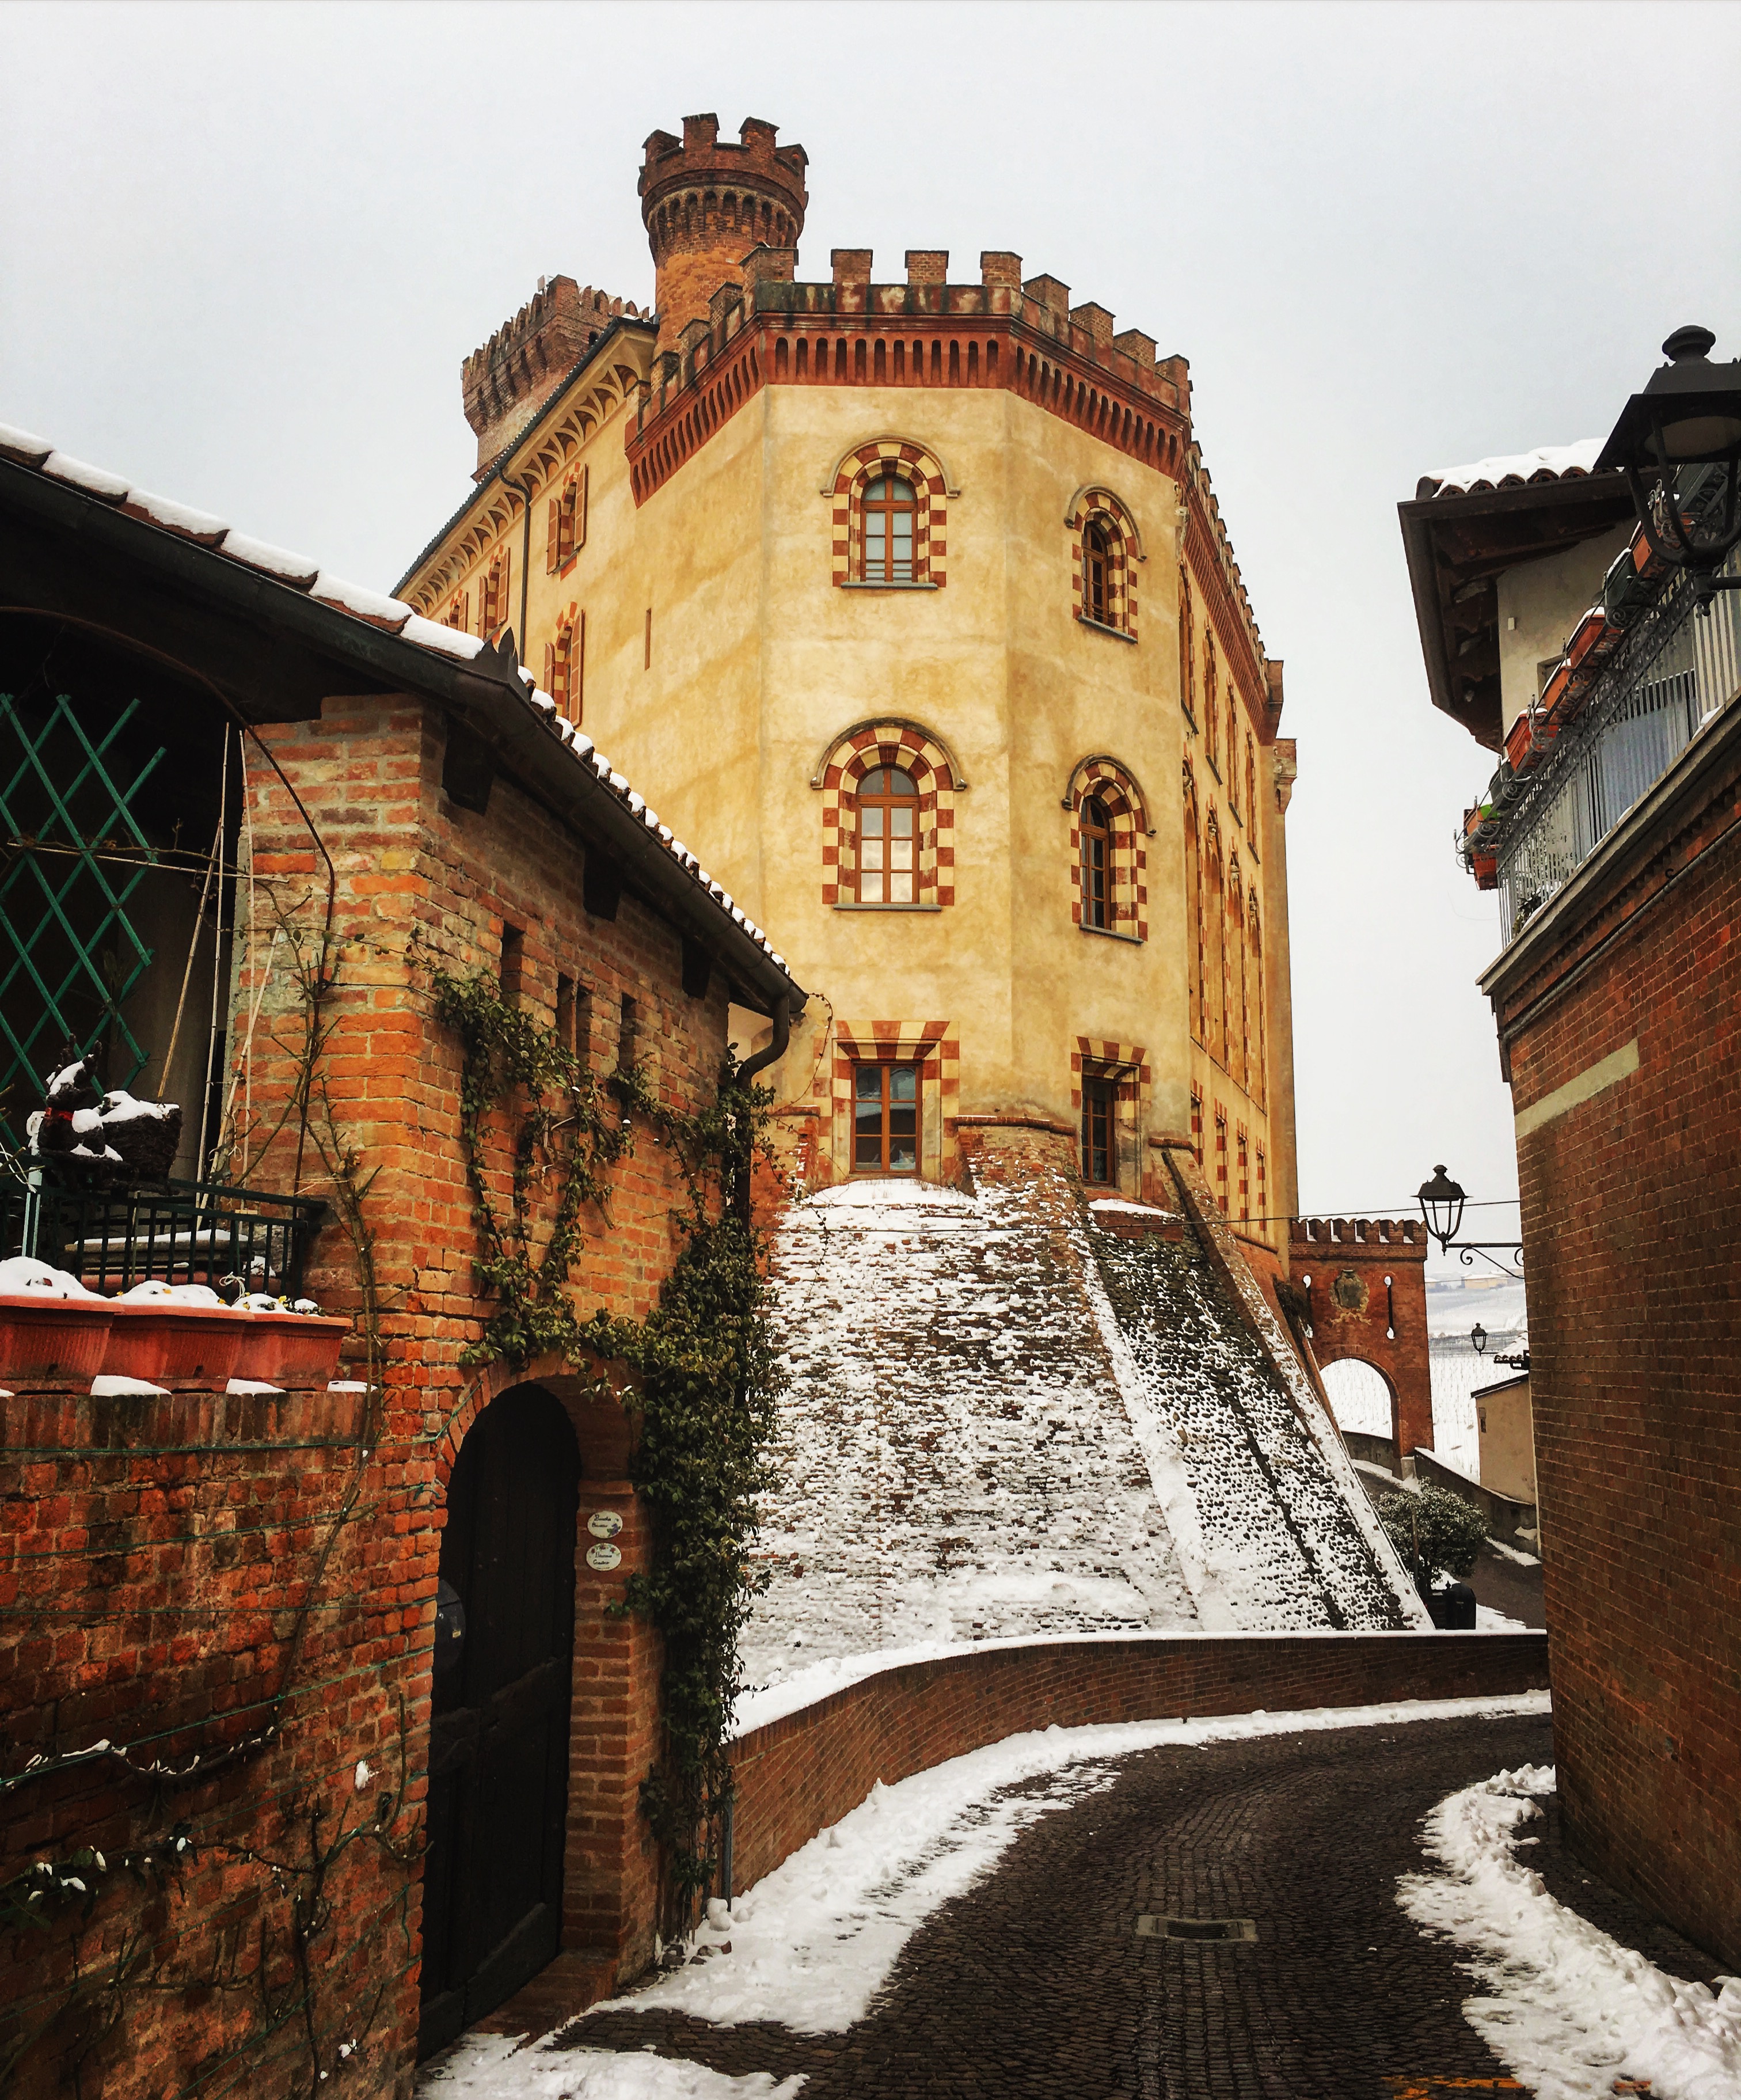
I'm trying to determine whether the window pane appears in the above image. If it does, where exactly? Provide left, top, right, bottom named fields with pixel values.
left=890, top=807, right=913, bottom=837
left=855, top=1130, right=884, bottom=1168
left=861, top=838, right=885, bottom=869
left=889, top=871, right=913, bottom=902
left=861, top=806, right=884, bottom=836
left=890, top=1067, right=917, bottom=1103
left=888, top=769, right=916, bottom=797
left=856, top=1065, right=883, bottom=1102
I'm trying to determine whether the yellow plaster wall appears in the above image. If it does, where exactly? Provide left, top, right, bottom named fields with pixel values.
left=405, top=366, right=1289, bottom=1235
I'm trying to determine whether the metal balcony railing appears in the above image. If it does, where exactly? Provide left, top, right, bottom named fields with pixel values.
left=1495, top=547, right=1741, bottom=945
left=0, top=1171, right=326, bottom=1297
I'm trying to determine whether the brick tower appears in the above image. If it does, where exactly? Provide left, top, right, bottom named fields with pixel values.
left=639, top=113, right=808, bottom=352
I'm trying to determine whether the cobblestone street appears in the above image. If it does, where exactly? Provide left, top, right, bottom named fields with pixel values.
left=557, top=1712, right=1723, bottom=2099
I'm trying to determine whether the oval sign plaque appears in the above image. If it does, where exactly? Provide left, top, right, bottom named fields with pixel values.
left=587, top=1510, right=624, bottom=1540
left=586, top=1541, right=622, bottom=1573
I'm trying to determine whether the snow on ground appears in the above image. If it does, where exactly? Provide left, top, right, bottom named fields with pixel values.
left=748, top=1165, right=1417, bottom=1691
left=418, top=2034, right=801, bottom=2098
left=606, top=1693, right=1553, bottom=2038
left=1427, top=1277, right=1528, bottom=1478
left=1398, top=1764, right=1741, bottom=2099
left=1321, top=1356, right=1393, bottom=1438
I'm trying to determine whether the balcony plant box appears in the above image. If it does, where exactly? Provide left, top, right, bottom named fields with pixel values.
left=102, top=1302, right=245, bottom=1387
left=234, top=1311, right=349, bottom=1388
left=1504, top=713, right=1536, bottom=772
left=0, top=1294, right=116, bottom=1381
left=1472, top=852, right=1499, bottom=889
left=1567, top=607, right=1608, bottom=670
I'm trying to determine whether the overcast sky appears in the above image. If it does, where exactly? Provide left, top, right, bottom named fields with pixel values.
left=5, top=2, right=1738, bottom=1265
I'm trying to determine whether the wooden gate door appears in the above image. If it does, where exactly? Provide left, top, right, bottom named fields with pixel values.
left=418, top=1384, right=580, bottom=2060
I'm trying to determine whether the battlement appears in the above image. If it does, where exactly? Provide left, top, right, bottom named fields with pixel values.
left=461, top=276, right=647, bottom=477
left=640, top=114, right=808, bottom=352
left=1291, top=1217, right=1426, bottom=1252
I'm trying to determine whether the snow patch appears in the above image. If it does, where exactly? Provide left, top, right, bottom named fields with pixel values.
left=0, top=1256, right=101, bottom=1299
left=417, top=2032, right=801, bottom=2098
left=611, top=1694, right=1553, bottom=2038
left=1398, top=1764, right=1741, bottom=2098
left=1427, top=440, right=1602, bottom=496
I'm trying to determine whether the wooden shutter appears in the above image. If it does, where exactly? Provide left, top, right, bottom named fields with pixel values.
left=546, top=499, right=560, bottom=574
left=499, top=548, right=511, bottom=637
left=575, top=611, right=586, bottom=723
left=577, top=465, right=588, bottom=550
left=543, top=641, right=556, bottom=692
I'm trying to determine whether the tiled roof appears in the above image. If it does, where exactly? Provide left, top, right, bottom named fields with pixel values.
left=1417, top=439, right=1605, bottom=500
left=0, top=421, right=791, bottom=978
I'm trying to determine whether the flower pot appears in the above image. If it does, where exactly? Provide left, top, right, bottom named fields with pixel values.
left=234, top=1312, right=349, bottom=1388
left=1567, top=607, right=1607, bottom=669
left=0, top=1295, right=116, bottom=1382
left=1504, top=713, right=1535, bottom=771
left=101, top=1304, right=244, bottom=1387
left=1471, top=853, right=1499, bottom=889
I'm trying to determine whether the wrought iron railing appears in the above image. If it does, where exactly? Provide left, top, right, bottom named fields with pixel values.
left=1495, top=546, right=1741, bottom=945
left=0, top=1172, right=326, bottom=1297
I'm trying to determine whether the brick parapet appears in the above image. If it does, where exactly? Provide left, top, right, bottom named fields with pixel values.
left=727, top=1631, right=1550, bottom=1900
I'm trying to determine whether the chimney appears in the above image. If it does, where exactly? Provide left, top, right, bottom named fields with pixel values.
left=640, top=113, right=809, bottom=355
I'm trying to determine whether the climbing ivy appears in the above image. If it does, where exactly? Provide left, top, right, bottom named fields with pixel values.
left=432, top=969, right=781, bottom=1916
left=431, top=967, right=648, bottom=1367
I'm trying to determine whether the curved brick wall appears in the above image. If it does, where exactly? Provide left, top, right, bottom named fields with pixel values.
left=727, top=1631, right=1549, bottom=1896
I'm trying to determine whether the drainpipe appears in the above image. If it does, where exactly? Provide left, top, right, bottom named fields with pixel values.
left=738, top=994, right=789, bottom=1084
left=732, top=995, right=790, bottom=1226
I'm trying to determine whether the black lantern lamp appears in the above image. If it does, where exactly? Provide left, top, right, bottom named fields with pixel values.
left=1595, top=326, right=1741, bottom=588
left=1471, top=1321, right=1488, bottom=1355
left=1417, top=1164, right=1467, bottom=1253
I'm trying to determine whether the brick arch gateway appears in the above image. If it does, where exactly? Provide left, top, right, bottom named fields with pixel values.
left=415, top=1354, right=662, bottom=2057
left=1290, top=1218, right=1433, bottom=1473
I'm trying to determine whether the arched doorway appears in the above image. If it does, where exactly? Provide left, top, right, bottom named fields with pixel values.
left=418, top=1383, right=581, bottom=2060
left=1319, top=1357, right=1398, bottom=1451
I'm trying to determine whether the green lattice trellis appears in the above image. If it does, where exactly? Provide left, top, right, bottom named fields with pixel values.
left=0, top=695, right=166, bottom=1143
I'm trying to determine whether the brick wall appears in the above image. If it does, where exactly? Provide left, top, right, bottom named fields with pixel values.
left=1495, top=773, right=1741, bottom=1969
left=0, top=689, right=736, bottom=2097
left=728, top=1631, right=1550, bottom=1897
left=1291, top=1218, right=1432, bottom=1465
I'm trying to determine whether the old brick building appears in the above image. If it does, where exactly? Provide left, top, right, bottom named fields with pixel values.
left=395, top=113, right=1300, bottom=1283
left=1401, top=331, right=1741, bottom=1965
left=0, top=426, right=803, bottom=2095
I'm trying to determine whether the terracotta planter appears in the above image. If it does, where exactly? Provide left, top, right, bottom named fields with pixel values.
left=101, top=1304, right=245, bottom=1387
left=233, top=1313, right=349, bottom=1388
left=1540, top=660, right=1572, bottom=716
left=1504, top=713, right=1535, bottom=771
left=1472, top=852, right=1499, bottom=889
left=1567, top=608, right=1607, bottom=669
left=0, top=1294, right=116, bottom=1382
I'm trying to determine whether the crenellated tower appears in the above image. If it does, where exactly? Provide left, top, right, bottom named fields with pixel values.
left=461, top=276, right=647, bottom=477
left=639, top=113, right=808, bottom=354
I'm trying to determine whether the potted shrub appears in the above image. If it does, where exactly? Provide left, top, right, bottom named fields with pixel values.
left=0, top=1257, right=115, bottom=1382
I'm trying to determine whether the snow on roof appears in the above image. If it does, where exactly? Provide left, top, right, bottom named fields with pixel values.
left=0, top=418, right=792, bottom=973
left=1421, top=439, right=1604, bottom=499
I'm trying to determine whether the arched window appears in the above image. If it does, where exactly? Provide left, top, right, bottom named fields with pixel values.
left=1249, top=902, right=1267, bottom=1107
left=1226, top=688, right=1239, bottom=810
left=1179, top=571, right=1195, bottom=723
left=1228, top=860, right=1247, bottom=1089
left=1245, top=735, right=1257, bottom=842
left=1204, top=633, right=1219, bottom=771
left=1079, top=794, right=1112, bottom=928
left=1204, top=820, right=1226, bottom=1065
left=1184, top=770, right=1204, bottom=1045
left=860, top=473, right=917, bottom=582
left=854, top=765, right=918, bottom=902
left=1084, top=521, right=1113, bottom=626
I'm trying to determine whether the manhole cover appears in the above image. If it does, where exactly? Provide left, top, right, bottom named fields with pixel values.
left=1135, top=1915, right=1257, bottom=1942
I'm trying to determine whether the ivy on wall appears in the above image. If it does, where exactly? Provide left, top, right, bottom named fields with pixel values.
left=432, top=970, right=780, bottom=1917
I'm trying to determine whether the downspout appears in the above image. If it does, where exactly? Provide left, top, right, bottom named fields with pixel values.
left=730, top=995, right=789, bottom=1226
left=738, top=994, right=790, bottom=1084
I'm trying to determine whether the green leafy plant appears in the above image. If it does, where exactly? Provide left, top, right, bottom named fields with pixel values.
left=1378, top=1482, right=1490, bottom=1586
left=432, top=967, right=648, bottom=1366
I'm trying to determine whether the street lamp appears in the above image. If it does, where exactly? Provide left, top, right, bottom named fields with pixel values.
left=1417, top=1163, right=1523, bottom=1278
left=1594, top=325, right=1741, bottom=588
left=1417, top=1165, right=1466, bottom=1252
left=1471, top=1321, right=1488, bottom=1355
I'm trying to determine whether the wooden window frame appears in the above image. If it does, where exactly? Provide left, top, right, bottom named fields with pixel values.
left=851, top=1060, right=922, bottom=1175
left=1081, top=1074, right=1116, bottom=1187
left=859, top=472, right=919, bottom=584
left=1079, top=793, right=1112, bottom=929
left=854, top=765, right=920, bottom=903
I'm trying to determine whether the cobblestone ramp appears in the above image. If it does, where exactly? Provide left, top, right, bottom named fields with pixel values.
left=1086, top=1220, right=1411, bottom=1631
left=746, top=1176, right=1200, bottom=1688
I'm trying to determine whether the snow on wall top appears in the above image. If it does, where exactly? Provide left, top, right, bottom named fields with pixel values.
left=1419, top=439, right=1604, bottom=499
left=0, top=420, right=789, bottom=976
left=745, top=1155, right=1412, bottom=1692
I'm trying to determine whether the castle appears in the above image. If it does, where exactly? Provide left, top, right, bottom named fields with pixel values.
left=397, top=114, right=1298, bottom=1279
